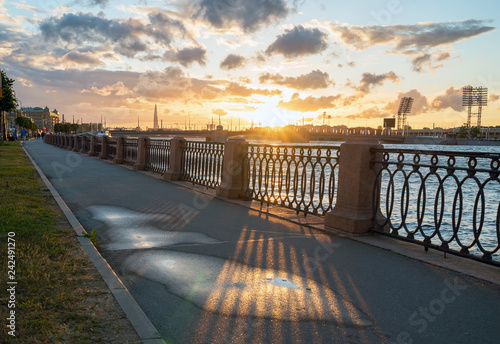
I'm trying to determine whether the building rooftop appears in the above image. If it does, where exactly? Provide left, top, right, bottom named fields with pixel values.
left=23, top=106, right=58, bottom=114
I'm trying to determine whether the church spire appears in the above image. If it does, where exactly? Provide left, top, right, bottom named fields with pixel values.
left=153, top=103, right=159, bottom=131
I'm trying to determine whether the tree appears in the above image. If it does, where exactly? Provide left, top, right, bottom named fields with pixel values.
left=54, top=122, right=73, bottom=133
left=29, top=120, right=38, bottom=131
left=457, top=126, right=468, bottom=138
left=16, top=116, right=37, bottom=132
left=62, top=123, right=72, bottom=133
left=1, top=70, right=18, bottom=141
left=470, top=127, right=481, bottom=139
left=16, top=116, right=29, bottom=128
left=54, top=123, right=63, bottom=133
left=457, top=126, right=481, bottom=139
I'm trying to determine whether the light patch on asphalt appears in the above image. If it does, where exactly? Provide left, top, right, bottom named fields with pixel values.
left=268, top=277, right=300, bottom=289
left=88, top=205, right=222, bottom=250
left=121, top=250, right=372, bottom=327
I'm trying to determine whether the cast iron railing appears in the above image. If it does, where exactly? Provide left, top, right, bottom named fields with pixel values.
left=94, top=139, right=101, bottom=156
left=371, top=148, right=500, bottom=266
left=106, top=138, right=117, bottom=159
left=124, top=138, right=138, bottom=165
left=74, top=136, right=82, bottom=151
left=84, top=137, right=90, bottom=153
left=247, top=145, right=340, bottom=216
left=180, top=141, right=224, bottom=188
left=145, top=139, right=170, bottom=174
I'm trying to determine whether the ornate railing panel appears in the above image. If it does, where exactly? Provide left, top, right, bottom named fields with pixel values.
left=145, top=139, right=170, bottom=174
left=94, top=139, right=102, bottom=156
left=124, top=138, right=138, bottom=165
left=371, top=148, right=500, bottom=266
left=106, top=138, right=117, bottom=159
left=74, top=137, right=82, bottom=151
left=83, top=137, right=90, bottom=153
left=180, top=141, right=224, bottom=188
left=247, top=145, right=340, bottom=216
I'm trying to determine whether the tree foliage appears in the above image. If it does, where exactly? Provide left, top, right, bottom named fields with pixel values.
left=54, top=122, right=79, bottom=133
left=457, top=126, right=481, bottom=139
left=16, top=116, right=37, bottom=131
left=470, top=127, right=481, bottom=139
left=457, top=126, right=468, bottom=138
left=1, top=70, right=17, bottom=112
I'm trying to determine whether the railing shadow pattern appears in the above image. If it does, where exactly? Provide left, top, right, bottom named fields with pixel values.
left=247, top=145, right=340, bottom=216
left=371, top=148, right=500, bottom=266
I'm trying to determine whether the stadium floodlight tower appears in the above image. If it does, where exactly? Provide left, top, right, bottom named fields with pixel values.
left=397, top=97, right=414, bottom=132
left=462, top=86, right=488, bottom=129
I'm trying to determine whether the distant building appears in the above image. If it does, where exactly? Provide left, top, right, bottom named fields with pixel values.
left=22, top=106, right=60, bottom=131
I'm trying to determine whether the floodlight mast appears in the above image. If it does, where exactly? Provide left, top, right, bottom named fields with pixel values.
left=397, top=97, right=414, bottom=132
left=462, top=86, right=488, bottom=129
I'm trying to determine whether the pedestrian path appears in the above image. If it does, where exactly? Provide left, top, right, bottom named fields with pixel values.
left=24, top=139, right=500, bottom=344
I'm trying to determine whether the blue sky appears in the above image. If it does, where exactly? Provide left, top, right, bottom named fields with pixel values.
left=1, top=0, right=499, bottom=129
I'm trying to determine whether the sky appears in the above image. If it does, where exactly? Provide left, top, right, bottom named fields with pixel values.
left=1, top=0, right=499, bottom=130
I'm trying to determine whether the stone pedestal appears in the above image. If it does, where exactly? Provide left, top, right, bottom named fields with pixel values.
left=324, top=139, right=382, bottom=234
left=98, top=136, right=107, bottom=159
left=113, top=137, right=124, bottom=164
left=133, top=137, right=148, bottom=170
left=164, top=137, right=186, bottom=181
left=73, top=136, right=80, bottom=152
left=88, top=136, right=95, bottom=156
left=216, top=138, right=249, bottom=199
left=80, top=136, right=87, bottom=154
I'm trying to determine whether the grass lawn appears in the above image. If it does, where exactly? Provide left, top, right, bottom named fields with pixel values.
left=0, top=141, right=141, bottom=343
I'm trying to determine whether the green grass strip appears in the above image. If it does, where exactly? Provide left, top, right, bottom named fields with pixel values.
left=0, top=141, right=120, bottom=343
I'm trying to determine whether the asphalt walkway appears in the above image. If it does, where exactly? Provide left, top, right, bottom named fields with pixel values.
left=24, top=139, right=500, bottom=344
